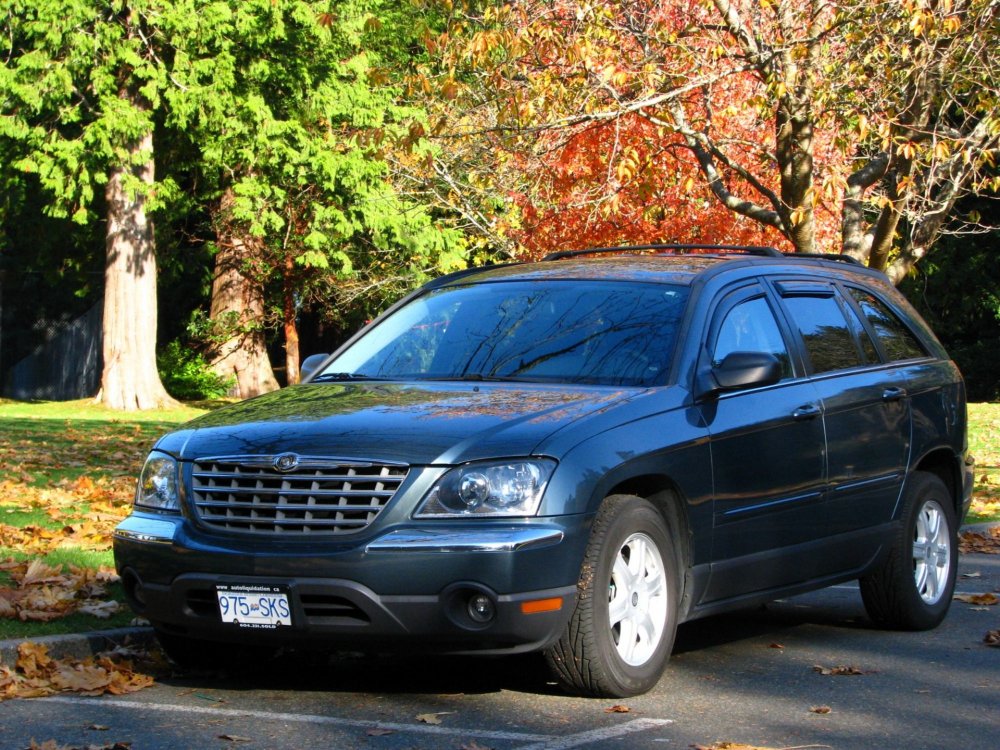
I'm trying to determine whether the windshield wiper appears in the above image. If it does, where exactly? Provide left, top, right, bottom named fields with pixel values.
left=424, top=373, right=538, bottom=383
left=310, top=372, right=388, bottom=383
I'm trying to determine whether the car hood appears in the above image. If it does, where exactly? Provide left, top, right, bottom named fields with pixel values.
left=155, top=382, right=639, bottom=465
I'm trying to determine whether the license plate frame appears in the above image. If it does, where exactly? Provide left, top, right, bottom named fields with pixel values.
left=215, top=584, right=291, bottom=629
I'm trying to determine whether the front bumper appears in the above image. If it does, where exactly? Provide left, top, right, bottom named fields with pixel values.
left=113, top=514, right=587, bottom=654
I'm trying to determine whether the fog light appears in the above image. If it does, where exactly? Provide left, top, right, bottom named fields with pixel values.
left=467, top=593, right=496, bottom=624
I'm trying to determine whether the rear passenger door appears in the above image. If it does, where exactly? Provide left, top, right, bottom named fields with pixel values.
left=775, top=280, right=911, bottom=572
left=699, top=284, right=828, bottom=602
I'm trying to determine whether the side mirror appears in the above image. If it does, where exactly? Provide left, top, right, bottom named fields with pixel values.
left=697, top=351, right=782, bottom=399
left=299, top=353, right=330, bottom=383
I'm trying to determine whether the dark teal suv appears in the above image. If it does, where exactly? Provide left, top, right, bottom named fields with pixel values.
left=114, top=246, right=973, bottom=697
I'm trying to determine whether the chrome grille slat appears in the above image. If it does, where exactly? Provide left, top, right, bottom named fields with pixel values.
left=192, top=471, right=380, bottom=482
left=196, top=500, right=389, bottom=512
left=193, top=487, right=395, bottom=502
left=191, top=456, right=407, bottom=535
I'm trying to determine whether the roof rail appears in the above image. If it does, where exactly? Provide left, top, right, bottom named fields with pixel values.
left=422, top=260, right=524, bottom=289
left=783, top=252, right=863, bottom=266
left=542, top=244, right=783, bottom=261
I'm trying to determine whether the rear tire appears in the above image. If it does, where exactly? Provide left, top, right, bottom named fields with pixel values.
left=544, top=495, right=680, bottom=697
left=860, top=472, right=957, bottom=630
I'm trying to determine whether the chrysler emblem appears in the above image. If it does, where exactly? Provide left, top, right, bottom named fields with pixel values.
left=273, top=453, right=300, bottom=473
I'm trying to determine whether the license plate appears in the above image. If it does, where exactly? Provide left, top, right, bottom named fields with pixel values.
left=216, top=584, right=291, bottom=629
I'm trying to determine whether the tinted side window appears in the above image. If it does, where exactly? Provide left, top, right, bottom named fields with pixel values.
left=712, top=296, right=793, bottom=379
left=849, top=288, right=926, bottom=361
left=781, top=295, right=863, bottom=374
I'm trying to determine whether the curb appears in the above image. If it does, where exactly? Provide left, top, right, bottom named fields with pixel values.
left=0, top=626, right=155, bottom=666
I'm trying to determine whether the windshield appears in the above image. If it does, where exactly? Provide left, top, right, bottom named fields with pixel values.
left=318, top=280, right=690, bottom=387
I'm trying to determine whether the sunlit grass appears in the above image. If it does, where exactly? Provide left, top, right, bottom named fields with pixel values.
left=967, top=402, right=1000, bottom=524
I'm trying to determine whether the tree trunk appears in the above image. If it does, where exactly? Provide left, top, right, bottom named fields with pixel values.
left=96, top=132, right=176, bottom=411
left=283, top=255, right=300, bottom=386
left=208, top=189, right=279, bottom=399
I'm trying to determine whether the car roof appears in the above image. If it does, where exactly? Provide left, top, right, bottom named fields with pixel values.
left=427, top=248, right=884, bottom=290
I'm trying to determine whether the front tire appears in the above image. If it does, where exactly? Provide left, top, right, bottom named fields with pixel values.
left=545, top=495, right=680, bottom=697
left=860, top=472, right=958, bottom=630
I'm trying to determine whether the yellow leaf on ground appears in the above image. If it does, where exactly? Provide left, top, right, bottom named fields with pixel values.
left=954, top=592, right=999, bottom=605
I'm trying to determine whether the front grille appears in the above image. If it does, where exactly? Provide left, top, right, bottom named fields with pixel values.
left=190, top=456, right=408, bottom=535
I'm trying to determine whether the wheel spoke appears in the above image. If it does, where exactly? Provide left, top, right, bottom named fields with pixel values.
left=911, top=499, right=951, bottom=605
left=608, top=531, right=669, bottom=667
left=617, top=615, right=639, bottom=663
left=608, top=588, right=629, bottom=626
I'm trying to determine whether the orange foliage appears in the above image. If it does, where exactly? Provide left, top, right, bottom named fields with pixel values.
left=434, top=0, right=853, bottom=256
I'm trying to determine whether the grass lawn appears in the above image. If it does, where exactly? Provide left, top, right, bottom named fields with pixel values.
left=0, top=398, right=206, bottom=640
left=967, top=402, right=1000, bottom=524
left=0, top=398, right=996, bottom=642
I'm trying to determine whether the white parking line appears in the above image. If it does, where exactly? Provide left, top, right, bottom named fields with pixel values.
left=41, top=696, right=672, bottom=748
left=513, top=719, right=673, bottom=750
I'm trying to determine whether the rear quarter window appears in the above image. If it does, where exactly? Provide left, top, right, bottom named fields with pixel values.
left=848, top=287, right=927, bottom=361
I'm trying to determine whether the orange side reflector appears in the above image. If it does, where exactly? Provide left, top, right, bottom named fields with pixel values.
left=521, top=597, right=563, bottom=614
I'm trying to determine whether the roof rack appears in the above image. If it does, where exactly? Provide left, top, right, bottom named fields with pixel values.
left=542, top=244, right=783, bottom=261
left=782, top=252, right=863, bottom=266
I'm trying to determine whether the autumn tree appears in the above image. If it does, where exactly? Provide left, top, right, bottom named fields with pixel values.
left=420, top=0, right=998, bottom=276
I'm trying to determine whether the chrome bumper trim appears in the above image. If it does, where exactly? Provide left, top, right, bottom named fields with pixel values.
left=366, top=527, right=564, bottom=553
left=113, top=515, right=179, bottom=545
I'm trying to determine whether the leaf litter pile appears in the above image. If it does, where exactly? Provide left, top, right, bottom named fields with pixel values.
left=0, top=559, right=120, bottom=622
left=0, top=416, right=166, bottom=702
left=1, top=641, right=156, bottom=700
left=0, top=420, right=145, bottom=624
left=959, top=526, right=1000, bottom=555
left=0, top=475, right=132, bottom=624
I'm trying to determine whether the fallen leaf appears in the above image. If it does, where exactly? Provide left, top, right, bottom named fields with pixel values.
left=767, top=643, right=784, bottom=649
left=365, top=728, right=395, bottom=736
left=86, top=724, right=111, bottom=731
left=77, top=600, right=121, bottom=618
left=984, top=629, right=1000, bottom=647
left=961, top=572, right=982, bottom=579
left=415, top=711, right=455, bottom=725
left=810, top=705, right=832, bottom=714
left=960, top=528, right=1000, bottom=554
left=812, top=664, right=871, bottom=676
left=605, top=704, right=631, bottom=713
left=954, top=593, right=998, bottom=606
left=217, top=735, right=252, bottom=743
left=459, top=742, right=493, bottom=750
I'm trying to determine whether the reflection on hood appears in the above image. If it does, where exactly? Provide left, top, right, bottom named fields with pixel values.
left=157, top=381, right=637, bottom=465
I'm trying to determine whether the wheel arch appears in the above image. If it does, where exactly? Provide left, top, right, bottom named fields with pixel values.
left=912, top=447, right=963, bottom=516
left=603, top=475, right=695, bottom=618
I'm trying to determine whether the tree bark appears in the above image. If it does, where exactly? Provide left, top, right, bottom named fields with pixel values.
left=208, top=189, right=279, bottom=399
left=96, top=131, right=176, bottom=411
left=283, top=254, right=300, bottom=386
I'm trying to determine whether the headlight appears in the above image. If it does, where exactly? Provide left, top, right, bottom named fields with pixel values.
left=135, top=452, right=180, bottom=511
left=415, top=459, right=555, bottom=518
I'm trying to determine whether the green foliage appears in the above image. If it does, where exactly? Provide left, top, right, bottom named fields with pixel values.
left=900, top=220, right=1000, bottom=402
left=164, top=0, right=468, bottom=309
left=157, top=340, right=234, bottom=400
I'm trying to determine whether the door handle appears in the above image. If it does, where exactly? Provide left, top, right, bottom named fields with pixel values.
left=882, top=386, right=907, bottom=402
left=792, top=403, right=821, bottom=420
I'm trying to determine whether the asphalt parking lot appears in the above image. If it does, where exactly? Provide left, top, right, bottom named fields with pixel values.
left=1, top=550, right=997, bottom=750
